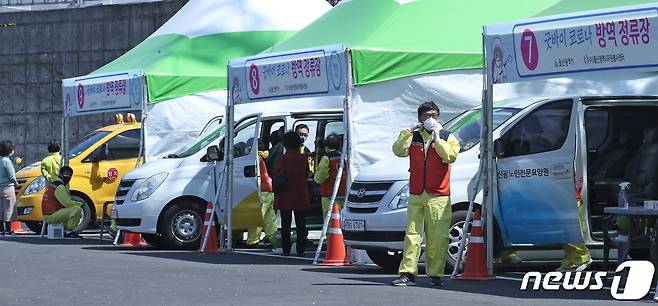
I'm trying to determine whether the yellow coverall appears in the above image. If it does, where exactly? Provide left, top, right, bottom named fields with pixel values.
left=40, top=152, right=61, bottom=184
left=247, top=152, right=278, bottom=246
left=43, top=178, right=82, bottom=230
left=560, top=199, right=591, bottom=269
left=393, top=127, right=460, bottom=278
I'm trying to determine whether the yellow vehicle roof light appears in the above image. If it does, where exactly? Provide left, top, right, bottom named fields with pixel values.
left=126, top=113, right=137, bottom=123
left=115, top=114, right=124, bottom=124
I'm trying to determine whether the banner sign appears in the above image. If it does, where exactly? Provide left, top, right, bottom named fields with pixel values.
left=62, top=69, right=143, bottom=117
left=485, top=4, right=658, bottom=84
left=228, top=45, right=346, bottom=104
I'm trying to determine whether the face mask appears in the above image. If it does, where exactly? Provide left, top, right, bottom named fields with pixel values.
left=9, top=150, right=14, bottom=157
left=423, top=117, right=438, bottom=131
left=299, top=135, right=308, bottom=142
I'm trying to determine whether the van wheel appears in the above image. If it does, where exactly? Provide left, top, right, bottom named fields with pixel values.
left=159, top=201, right=204, bottom=250
left=70, top=195, right=92, bottom=234
left=24, top=221, right=43, bottom=234
left=367, top=250, right=403, bottom=272
left=142, top=233, right=165, bottom=249
left=446, top=210, right=470, bottom=273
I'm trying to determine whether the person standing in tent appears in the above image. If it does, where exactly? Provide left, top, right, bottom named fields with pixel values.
left=246, top=140, right=278, bottom=248
left=313, top=133, right=348, bottom=224
left=41, top=166, right=83, bottom=238
left=391, top=102, right=460, bottom=287
left=41, top=140, right=61, bottom=184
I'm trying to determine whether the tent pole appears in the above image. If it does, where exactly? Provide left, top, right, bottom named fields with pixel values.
left=483, top=28, right=495, bottom=275
left=313, top=49, right=352, bottom=264
left=225, top=84, right=235, bottom=253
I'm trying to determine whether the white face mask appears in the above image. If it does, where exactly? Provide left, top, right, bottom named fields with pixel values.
left=423, top=117, right=438, bottom=131
left=9, top=150, right=14, bottom=157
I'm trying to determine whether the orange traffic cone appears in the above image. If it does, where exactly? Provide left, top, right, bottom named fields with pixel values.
left=198, top=202, right=219, bottom=253
left=10, top=221, right=28, bottom=234
left=318, top=202, right=350, bottom=266
left=120, top=232, right=149, bottom=247
left=459, top=210, right=494, bottom=280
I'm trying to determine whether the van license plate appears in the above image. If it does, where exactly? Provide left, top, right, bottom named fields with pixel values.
left=343, top=220, right=365, bottom=232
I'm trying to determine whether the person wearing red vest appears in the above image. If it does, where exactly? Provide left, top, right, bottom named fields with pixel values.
left=41, top=166, right=83, bottom=238
left=246, top=141, right=278, bottom=248
left=391, top=102, right=460, bottom=287
left=313, top=134, right=348, bottom=222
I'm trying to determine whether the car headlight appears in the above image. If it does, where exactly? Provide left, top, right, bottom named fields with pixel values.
left=130, top=172, right=168, bottom=202
left=23, top=176, right=46, bottom=195
left=389, top=184, right=409, bottom=210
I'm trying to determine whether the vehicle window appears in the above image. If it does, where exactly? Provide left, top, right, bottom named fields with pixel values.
left=501, top=100, right=572, bottom=157
left=585, top=110, right=609, bottom=150
left=233, top=119, right=258, bottom=158
left=172, top=124, right=225, bottom=159
left=294, top=120, right=318, bottom=152
left=263, top=121, right=285, bottom=150
left=70, top=131, right=111, bottom=158
left=324, top=121, right=344, bottom=139
left=444, top=108, right=520, bottom=152
left=105, top=129, right=141, bottom=161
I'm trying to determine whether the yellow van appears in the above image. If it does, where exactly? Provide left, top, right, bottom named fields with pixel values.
left=15, top=114, right=141, bottom=233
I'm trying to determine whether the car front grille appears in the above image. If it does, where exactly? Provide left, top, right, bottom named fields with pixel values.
left=114, top=179, right=137, bottom=205
left=347, top=182, right=393, bottom=203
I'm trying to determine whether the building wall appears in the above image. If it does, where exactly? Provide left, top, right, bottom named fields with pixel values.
left=0, top=0, right=186, bottom=166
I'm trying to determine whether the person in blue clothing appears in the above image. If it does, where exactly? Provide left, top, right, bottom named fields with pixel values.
left=0, top=140, right=18, bottom=237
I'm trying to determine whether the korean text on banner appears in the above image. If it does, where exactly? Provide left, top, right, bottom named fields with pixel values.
left=62, top=70, right=143, bottom=117
left=485, top=5, right=658, bottom=84
left=229, top=45, right=346, bottom=104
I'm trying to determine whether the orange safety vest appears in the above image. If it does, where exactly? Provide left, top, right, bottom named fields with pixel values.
left=408, top=130, right=451, bottom=196
left=42, top=181, right=65, bottom=216
left=259, top=156, right=272, bottom=192
left=319, top=150, right=348, bottom=197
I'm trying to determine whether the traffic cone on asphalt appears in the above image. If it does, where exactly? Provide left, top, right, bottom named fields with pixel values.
left=120, top=232, right=149, bottom=247
left=458, top=210, right=495, bottom=280
left=198, top=202, right=219, bottom=253
left=317, top=203, right=350, bottom=266
left=10, top=221, right=28, bottom=234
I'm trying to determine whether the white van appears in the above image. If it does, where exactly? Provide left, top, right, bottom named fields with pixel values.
left=342, top=96, right=658, bottom=270
left=113, top=110, right=343, bottom=249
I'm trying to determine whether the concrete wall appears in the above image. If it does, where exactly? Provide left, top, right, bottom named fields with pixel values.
left=0, top=0, right=186, bottom=166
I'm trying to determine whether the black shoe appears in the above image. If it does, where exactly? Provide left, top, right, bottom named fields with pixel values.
left=392, top=274, right=415, bottom=286
left=64, top=232, right=82, bottom=239
left=430, top=277, right=444, bottom=286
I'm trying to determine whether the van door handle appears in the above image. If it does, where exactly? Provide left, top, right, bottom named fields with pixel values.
left=243, top=165, right=256, bottom=177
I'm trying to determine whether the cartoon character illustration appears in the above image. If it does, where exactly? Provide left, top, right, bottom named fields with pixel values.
left=491, top=37, right=513, bottom=84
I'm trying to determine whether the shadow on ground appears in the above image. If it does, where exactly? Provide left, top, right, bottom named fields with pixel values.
left=113, top=251, right=313, bottom=266
left=1, top=235, right=111, bottom=246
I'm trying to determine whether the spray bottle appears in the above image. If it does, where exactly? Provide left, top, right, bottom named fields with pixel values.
left=618, top=182, right=630, bottom=209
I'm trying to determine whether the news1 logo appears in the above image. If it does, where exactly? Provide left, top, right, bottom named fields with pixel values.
left=520, top=261, right=655, bottom=300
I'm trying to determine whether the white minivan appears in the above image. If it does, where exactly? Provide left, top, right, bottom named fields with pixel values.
left=343, top=96, right=658, bottom=270
left=113, top=110, right=343, bottom=249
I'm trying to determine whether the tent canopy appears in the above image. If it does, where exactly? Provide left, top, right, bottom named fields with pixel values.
left=91, top=0, right=331, bottom=103
left=266, top=0, right=571, bottom=86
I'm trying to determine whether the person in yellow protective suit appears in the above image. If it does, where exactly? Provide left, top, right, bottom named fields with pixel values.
left=41, top=140, right=61, bottom=184
left=313, top=134, right=348, bottom=219
left=391, top=102, right=460, bottom=287
left=557, top=186, right=592, bottom=272
left=41, top=166, right=83, bottom=238
left=246, top=145, right=278, bottom=248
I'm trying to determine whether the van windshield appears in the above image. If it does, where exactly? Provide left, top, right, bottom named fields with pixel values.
left=70, top=131, right=111, bottom=158
left=444, top=108, right=520, bottom=152
left=167, top=124, right=226, bottom=158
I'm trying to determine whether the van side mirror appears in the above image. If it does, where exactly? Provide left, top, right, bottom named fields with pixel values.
left=494, top=138, right=505, bottom=158
left=206, top=145, right=222, bottom=161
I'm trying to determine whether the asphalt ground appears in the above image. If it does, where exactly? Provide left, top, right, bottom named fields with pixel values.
left=0, top=233, right=653, bottom=305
